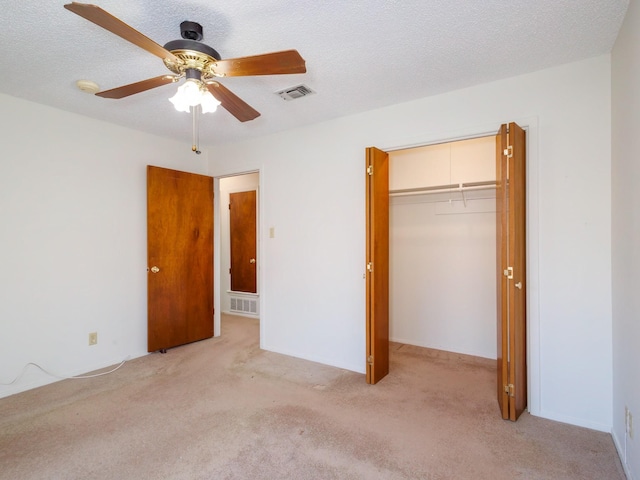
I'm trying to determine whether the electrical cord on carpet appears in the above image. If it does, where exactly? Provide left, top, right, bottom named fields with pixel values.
left=0, top=356, right=131, bottom=385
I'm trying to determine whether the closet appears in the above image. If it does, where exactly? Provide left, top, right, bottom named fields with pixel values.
left=366, top=123, right=527, bottom=421
left=389, top=137, right=497, bottom=359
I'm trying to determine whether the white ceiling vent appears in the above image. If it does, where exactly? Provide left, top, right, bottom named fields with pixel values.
left=276, top=84, right=316, bottom=101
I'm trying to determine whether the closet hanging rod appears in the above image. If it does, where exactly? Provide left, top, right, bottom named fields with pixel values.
left=389, top=180, right=496, bottom=197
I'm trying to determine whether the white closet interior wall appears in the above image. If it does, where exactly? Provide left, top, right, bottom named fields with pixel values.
left=389, top=136, right=497, bottom=359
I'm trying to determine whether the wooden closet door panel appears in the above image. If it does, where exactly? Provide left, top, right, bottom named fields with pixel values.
left=496, top=123, right=527, bottom=421
left=496, top=124, right=509, bottom=419
left=507, top=122, right=527, bottom=420
left=366, top=147, right=389, bottom=384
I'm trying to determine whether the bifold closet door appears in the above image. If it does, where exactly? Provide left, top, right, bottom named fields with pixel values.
left=147, top=166, right=214, bottom=352
left=365, top=147, right=389, bottom=384
left=496, top=123, right=527, bottom=421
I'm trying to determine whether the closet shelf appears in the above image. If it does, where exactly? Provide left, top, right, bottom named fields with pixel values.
left=389, top=180, right=496, bottom=197
left=390, top=180, right=496, bottom=207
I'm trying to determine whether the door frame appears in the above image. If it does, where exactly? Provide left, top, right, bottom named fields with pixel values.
left=374, top=116, right=540, bottom=417
left=213, top=169, right=262, bottom=340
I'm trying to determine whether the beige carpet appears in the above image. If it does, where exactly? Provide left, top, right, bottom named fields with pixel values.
left=0, top=315, right=625, bottom=479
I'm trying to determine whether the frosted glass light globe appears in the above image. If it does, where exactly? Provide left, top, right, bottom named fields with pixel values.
left=200, top=90, right=221, bottom=114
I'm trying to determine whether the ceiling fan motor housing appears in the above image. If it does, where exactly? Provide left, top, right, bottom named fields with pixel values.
left=180, top=21, right=203, bottom=41
left=163, top=21, right=222, bottom=79
left=185, top=68, right=201, bottom=81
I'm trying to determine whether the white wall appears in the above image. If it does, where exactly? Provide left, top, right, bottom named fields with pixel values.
left=612, top=0, right=640, bottom=476
left=218, top=173, right=260, bottom=315
left=390, top=197, right=497, bottom=358
left=389, top=137, right=497, bottom=359
left=208, top=55, right=613, bottom=431
left=0, top=94, right=207, bottom=397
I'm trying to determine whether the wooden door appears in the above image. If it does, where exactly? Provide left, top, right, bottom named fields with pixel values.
left=365, top=147, right=389, bottom=384
left=147, top=166, right=214, bottom=352
left=496, top=123, right=527, bottom=420
left=229, top=190, right=257, bottom=293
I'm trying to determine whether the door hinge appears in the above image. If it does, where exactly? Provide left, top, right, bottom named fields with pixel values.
left=228, top=203, right=231, bottom=210
left=367, top=355, right=374, bottom=365
left=229, top=268, right=232, bottom=274
left=504, top=129, right=513, bottom=159
left=504, top=384, right=515, bottom=396
left=367, top=262, right=373, bottom=272
left=367, top=165, right=373, bottom=176
left=503, top=266, right=514, bottom=279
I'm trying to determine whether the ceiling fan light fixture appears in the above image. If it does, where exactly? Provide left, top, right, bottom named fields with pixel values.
left=200, top=90, right=221, bottom=114
left=169, top=78, right=221, bottom=114
left=169, top=79, right=202, bottom=112
left=168, top=91, right=191, bottom=113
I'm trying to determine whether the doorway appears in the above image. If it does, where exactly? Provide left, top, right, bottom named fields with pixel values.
left=218, top=172, right=260, bottom=329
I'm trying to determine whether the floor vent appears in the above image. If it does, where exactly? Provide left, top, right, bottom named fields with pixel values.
left=230, top=296, right=258, bottom=315
left=276, top=84, right=316, bottom=101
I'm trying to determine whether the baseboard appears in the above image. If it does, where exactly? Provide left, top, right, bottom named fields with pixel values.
left=261, top=342, right=365, bottom=375
left=389, top=337, right=496, bottom=364
left=0, top=352, right=146, bottom=399
left=0, top=375, right=61, bottom=399
left=222, top=310, right=259, bottom=318
left=612, top=428, right=634, bottom=479
left=535, top=409, right=612, bottom=433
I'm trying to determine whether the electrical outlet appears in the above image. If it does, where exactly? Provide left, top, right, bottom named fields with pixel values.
left=625, top=406, right=629, bottom=434
left=88, top=332, right=97, bottom=346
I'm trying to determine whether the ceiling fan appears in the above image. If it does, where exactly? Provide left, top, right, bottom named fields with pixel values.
left=63, top=2, right=307, bottom=129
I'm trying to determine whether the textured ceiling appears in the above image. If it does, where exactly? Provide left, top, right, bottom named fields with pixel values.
left=0, top=1, right=629, bottom=147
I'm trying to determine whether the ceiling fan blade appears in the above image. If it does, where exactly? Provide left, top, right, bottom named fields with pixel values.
left=212, top=50, right=306, bottom=77
left=206, top=82, right=260, bottom=122
left=96, top=75, right=178, bottom=99
left=64, top=2, right=181, bottom=64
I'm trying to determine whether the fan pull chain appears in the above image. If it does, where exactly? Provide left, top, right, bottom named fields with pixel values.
left=192, top=105, right=201, bottom=155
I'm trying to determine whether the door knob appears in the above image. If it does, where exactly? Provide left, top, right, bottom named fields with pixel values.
left=150, top=266, right=160, bottom=273
left=515, top=282, right=522, bottom=289
left=249, top=258, right=256, bottom=264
